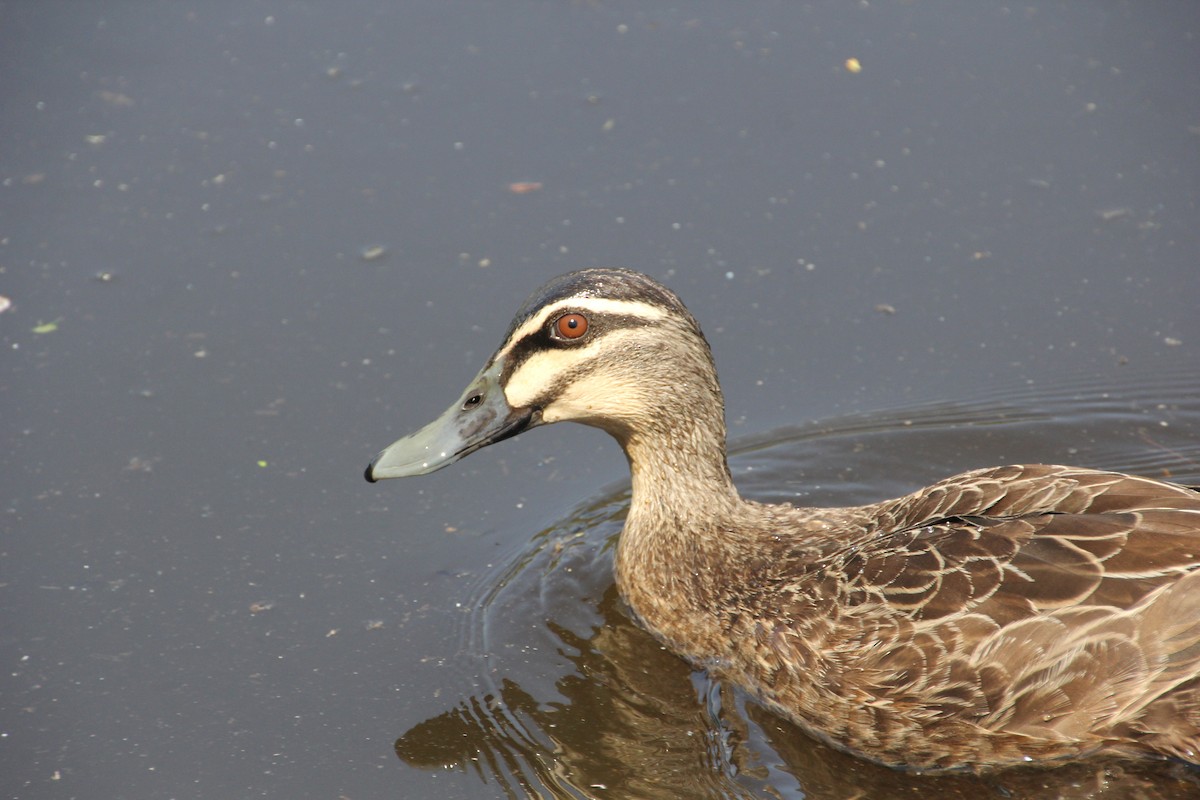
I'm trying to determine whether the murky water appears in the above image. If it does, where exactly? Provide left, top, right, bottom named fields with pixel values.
left=3, top=2, right=1197, bottom=799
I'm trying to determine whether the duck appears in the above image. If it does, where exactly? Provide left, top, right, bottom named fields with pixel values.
left=365, top=267, right=1200, bottom=773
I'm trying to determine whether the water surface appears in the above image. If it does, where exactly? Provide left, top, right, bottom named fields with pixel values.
left=2, top=2, right=1197, bottom=798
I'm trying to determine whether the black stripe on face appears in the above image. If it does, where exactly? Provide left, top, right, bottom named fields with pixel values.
left=499, top=310, right=658, bottom=387
left=490, top=269, right=709, bottom=405
left=502, top=268, right=686, bottom=343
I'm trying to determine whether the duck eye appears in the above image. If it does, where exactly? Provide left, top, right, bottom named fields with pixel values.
left=463, top=393, right=483, bottom=408
left=555, top=313, right=589, bottom=340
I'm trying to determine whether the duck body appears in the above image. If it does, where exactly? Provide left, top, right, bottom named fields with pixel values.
left=367, top=267, right=1200, bottom=772
left=619, top=462, right=1200, bottom=771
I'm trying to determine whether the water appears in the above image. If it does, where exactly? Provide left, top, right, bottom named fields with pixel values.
left=2, top=2, right=1197, bottom=798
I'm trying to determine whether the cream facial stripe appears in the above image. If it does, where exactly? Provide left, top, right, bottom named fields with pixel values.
left=496, top=297, right=669, bottom=364
left=502, top=327, right=648, bottom=409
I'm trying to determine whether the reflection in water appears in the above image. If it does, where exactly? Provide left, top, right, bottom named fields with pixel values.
left=395, top=377, right=1200, bottom=799
left=397, top=585, right=775, bottom=799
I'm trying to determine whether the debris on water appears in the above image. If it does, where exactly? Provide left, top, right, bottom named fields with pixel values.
left=94, top=270, right=117, bottom=282
left=1164, top=337, right=1182, bottom=347
left=98, top=90, right=135, bottom=107
left=360, top=244, right=388, bottom=261
left=0, top=296, right=11, bottom=314
left=249, top=601, right=275, bottom=613
left=508, top=181, right=543, bottom=194
left=1096, top=207, right=1132, bottom=221
left=874, top=303, right=897, bottom=315
left=32, top=318, right=62, bottom=334
left=124, top=456, right=158, bottom=473
left=844, top=57, right=862, bottom=73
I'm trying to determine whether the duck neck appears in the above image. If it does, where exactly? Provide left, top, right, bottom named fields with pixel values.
left=613, top=377, right=743, bottom=556
left=623, top=418, right=740, bottom=522
left=611, top=398, right=745, bottom=658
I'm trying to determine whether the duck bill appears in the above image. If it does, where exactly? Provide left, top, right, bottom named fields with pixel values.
left=365, top=360, right=537, bottom=482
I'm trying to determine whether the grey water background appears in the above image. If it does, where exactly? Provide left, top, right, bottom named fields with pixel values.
left=3, top=2, right=1198, bottom=798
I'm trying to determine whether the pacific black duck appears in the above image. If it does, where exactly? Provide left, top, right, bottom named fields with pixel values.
left=366, top=268, right=1200, bottom=772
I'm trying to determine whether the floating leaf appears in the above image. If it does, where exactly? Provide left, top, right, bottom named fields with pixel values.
left=32, top=317, right=62, bottom=334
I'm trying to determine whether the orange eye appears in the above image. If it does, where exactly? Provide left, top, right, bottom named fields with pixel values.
left=555, top=313, right=588, bottom=339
